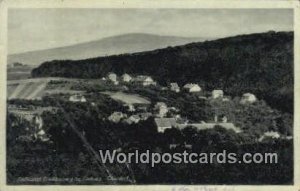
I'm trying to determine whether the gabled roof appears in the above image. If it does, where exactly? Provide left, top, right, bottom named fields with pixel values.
left=212, top=89, right=224, bottom=93
left=264, top=131, right=280, bottom=137
left=155, top=102, right=167, bottom=108
left=109, top=112, right=125, bottom=117
left=170, top=82, right=179, bottom=87
left=135, top=75, right=153, bottom=81
left=155, top=118, right=177, bottom=127
left=183, top=83, right=200, bottom=89
left=242, top=93, right=256, bottom=98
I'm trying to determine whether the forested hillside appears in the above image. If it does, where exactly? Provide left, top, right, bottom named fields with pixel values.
left=32, top=31, right=294, bottom=113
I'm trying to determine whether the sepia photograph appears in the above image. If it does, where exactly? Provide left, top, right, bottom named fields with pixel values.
left=2, top=1, right=298, bottom=189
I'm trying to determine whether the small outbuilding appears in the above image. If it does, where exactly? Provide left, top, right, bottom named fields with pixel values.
left=121, top=73, right=132, bottom=82
left=183, top=83, right=201, bottom=93
left=169, top=83, right=180, bottom=92
left=212, top=90, right=224, bottom=99
left=240, top=93, right=257, bottom=104
left=69, top=94, right=87, bottom=102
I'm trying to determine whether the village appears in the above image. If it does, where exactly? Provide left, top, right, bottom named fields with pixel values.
left=7, top=71, right=288, bottom=146
left=67, top=72, right=255, bottom=132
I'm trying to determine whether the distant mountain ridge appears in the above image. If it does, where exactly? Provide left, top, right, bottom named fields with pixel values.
left=8, top=33, right=206, bottom=66
left=32, top=31, right=294, bottom=113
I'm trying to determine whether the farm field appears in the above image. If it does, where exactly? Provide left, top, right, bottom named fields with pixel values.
left=7, top=77, right=84, bottom=100
left=7, top=66, right=33, bottom=80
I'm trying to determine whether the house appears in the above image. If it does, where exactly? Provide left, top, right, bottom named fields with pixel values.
left=108, top=112, right=127, bottom=123
left=212, top=90, right=224, bottom=99
left=154, top=118, right=177, bottom=133
left=123, top=115, right=141, bottom=125
left=107, top=72, right=118, bottom=82
left=69, top=94, right=87, bottom=102
left=177, top=122, right=241, bottom=133
left=258, top=131, right=280, bottom=142
left=121, top=73, right=132, bottom=82
left=169, top=83, right=180, bottom=92
left=134, top=75, right=156, bottom=86
left=183, top=83, right=201, bottom=92
left=36, top=129, right=50, bottom=142
left=240, top=93, right=257, bottom=104
left=194, top=122, right=241, bottom=133
left=128, top=115, right=141, bottom=124
left=154, top=102, right=169, bottom=118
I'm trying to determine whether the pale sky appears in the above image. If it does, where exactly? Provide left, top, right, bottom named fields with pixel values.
left=8, top=8, right=293, bottom=54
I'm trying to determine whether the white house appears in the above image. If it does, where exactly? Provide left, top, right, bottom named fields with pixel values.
left=177, top=122, right=241, bottom=133
left=170, top=83, right=180, bottom=92
left=69, top=94, right=87, bottom=102
left=183, top=83, right=201, bottom=92
left=258, top=131, right=280, bottom=142
left=154, top=102, right=169, bottom=118
left=107, top=72, right=117, bottom=82
left=108, top=112, right=127, bottom=123
left=134, top=75, right=156, bottom=86
left=212, top=90, right=224, bottom=99
left=121, top=73, right=132, bottom=82
left=128, top=115, right=141, bottom=124
left=240, top=93, right=257, bottom=104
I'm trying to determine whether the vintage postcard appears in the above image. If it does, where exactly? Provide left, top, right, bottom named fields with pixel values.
left=0, top=0, right=299, bottom=191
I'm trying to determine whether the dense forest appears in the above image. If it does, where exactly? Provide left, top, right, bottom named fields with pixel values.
left=31, top=31, right=293, bottom=113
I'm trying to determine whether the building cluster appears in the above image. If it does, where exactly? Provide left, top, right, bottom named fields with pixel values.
left=108, top=111, right=153, bottom=125
left=105, top=72, right=157, bottom=86
left=154, top=115, right=241, bottom=133
left=8, top=105, right=56, bottom=142
left=64, top=73, right=259, bottom=135
left=107, top=98, right=241, bottom=134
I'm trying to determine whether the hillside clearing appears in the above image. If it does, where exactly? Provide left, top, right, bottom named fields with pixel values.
left=101, top=91, right=151, bottom=104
